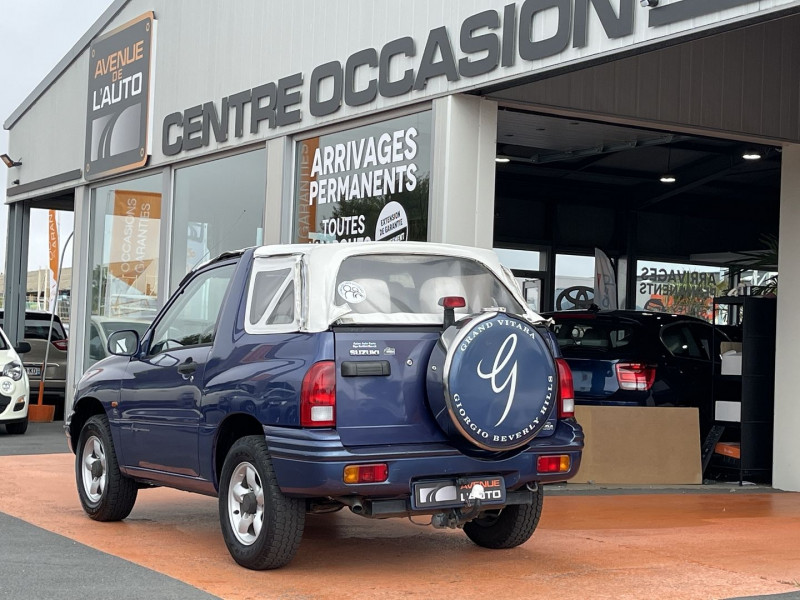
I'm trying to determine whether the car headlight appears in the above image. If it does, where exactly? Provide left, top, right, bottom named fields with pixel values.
left=2, top=361, right=23, bottom=382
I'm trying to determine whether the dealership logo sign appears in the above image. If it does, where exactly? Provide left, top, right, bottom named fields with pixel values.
left=162, top=0, right=755, bottom=157
left=85, top=12, right=155, bottom=181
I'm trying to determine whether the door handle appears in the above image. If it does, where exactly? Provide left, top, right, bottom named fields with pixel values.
left=177, top=359, right=197, bottom=375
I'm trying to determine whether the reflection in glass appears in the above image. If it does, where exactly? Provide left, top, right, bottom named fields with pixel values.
left=171, top=150, right=266, bottom=291
left=636, top=260, right=726, bottom=320
left=87, top=174, right=162, bottom=369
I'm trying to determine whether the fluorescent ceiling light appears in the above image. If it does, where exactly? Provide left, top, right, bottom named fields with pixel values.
left=742, top=150, right=762, bottom=160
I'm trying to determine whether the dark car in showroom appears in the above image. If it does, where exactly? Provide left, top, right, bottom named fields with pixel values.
left=544, top=309, right=728, bottom=435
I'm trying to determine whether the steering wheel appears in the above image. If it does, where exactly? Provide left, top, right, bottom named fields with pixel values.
left=556, top=286, right=594, bottom=310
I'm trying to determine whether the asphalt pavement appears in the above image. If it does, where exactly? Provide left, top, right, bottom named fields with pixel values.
left=0, top=420, right=67, bottom=455
left=0, top=512, right=219, bottom=600
left=0, top=421, right=220, bottom=600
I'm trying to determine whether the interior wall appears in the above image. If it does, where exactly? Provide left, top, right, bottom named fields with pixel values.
left=493, top=174, right=775, bottom=259
left=488, top=14, right=800, bottom=144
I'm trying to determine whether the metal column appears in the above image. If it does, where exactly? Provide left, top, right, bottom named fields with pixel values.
left=3, top=201, right=30, bottom=346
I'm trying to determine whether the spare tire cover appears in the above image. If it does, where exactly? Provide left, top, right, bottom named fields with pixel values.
left=427, top=311, right=557, bottom=451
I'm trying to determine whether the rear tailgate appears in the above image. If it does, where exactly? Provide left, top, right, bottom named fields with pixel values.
left=334, top=328, right=447, bottom=447
left=566, top=356, right=622, bottom=399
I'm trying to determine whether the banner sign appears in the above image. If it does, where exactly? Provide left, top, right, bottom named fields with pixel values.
left=85, top=12, right=156, bottom=181
left=108, top=190, right=162, bottom=293
left=293, top=111, right=431, bottom=244
left=594, top=248, right=617, bottom=310
left=48, top=210, right=59, bottom=311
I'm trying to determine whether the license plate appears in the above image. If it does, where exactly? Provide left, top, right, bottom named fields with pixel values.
left=25, top=366, right=42, bottom=377
left=412, top=476, right=506, bottom=510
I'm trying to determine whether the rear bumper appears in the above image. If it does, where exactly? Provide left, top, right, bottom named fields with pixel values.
left=265, top=420, right=584, bottom=499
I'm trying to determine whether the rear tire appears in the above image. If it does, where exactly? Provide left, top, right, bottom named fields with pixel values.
left=219, top=436, right=305, bottom=570
left=5, top=418, right=28, bottom=435
left=463, top=486, right=543, bottom=549
left=76, top=414, right=138, bottom=521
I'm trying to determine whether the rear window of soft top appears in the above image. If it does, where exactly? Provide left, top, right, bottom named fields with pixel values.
left=333, top=254, right=525, bottom=317
left=552, top=318, right=636, bottom=350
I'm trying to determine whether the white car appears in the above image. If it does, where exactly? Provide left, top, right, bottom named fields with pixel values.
left=0, top=327, right=31, bottom=435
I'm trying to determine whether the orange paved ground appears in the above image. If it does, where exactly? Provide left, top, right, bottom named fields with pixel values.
left=2, top=453, right=799, bottom=600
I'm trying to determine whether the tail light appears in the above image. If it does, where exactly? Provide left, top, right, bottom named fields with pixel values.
left=615, top=362, right=656, bottom=391
left=343, top=463, right=389, bottom=484
left=537, top=455, right=571, bottom=474
left=555, top=358, right=575, bottom=418
left=52, top=339, right=69, bottom=351
left=300, top=360, right=336, bottom=427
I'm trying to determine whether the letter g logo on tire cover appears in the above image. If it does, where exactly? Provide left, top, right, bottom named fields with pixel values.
left=426, top=312, right=557, bottom=451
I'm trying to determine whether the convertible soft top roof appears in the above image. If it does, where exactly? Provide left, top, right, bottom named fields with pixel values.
left=249, top=242, right=541, bottom=331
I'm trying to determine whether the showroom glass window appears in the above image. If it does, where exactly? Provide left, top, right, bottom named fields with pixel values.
left=170, top=149, right=266, bottom=291
left=494, top=247, right=545, bottom=312
left=554, top=254, right=595, bottom=310
left=87, top=174, right=163, bottom=369
left=636, top=260, right=726, bottom=320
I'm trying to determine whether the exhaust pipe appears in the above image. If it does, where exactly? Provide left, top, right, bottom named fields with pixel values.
left=341, top=497, right=365, bottom=514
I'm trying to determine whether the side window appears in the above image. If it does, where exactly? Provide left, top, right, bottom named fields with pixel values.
left=245, top=255, right=300, bottom=332
left=88, top=323, right=105, bottom=361
left=661, top=323, right=704, bottom=359
left=688, top=322, right=714, bottom=360
left=149, top=263, right=236, bottom=355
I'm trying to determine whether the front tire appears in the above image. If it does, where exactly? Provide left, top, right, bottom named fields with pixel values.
left=76, top=414, right=138, bottom=521
left=5, top=418, right=28, bottom=435
left=219, top=436, right=305, bottom=570
left=463, top=486, right=543, bottom=549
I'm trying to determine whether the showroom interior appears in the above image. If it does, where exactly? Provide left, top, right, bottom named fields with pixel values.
left=3, top=1, right=800, bottom=489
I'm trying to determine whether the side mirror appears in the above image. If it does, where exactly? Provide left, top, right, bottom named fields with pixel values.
left=14, top=341, right=31, bottom=354
left=107, top=330, right=140, bottom=357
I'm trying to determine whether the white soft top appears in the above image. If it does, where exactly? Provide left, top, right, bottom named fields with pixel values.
left=251, top=242, right=543, bottom=332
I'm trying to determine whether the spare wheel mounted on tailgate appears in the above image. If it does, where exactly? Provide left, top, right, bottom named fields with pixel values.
left=427, top=310, right=557, bottom=451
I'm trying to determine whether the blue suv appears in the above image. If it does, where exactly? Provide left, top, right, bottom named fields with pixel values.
left=66, top=242, right=583, bottom=569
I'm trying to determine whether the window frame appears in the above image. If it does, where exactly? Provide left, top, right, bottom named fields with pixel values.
left=660, top=321, right=713, bottom=360
left=244, top=255, right=303, bottom=334
left=146, top=261, right=237, bottom=356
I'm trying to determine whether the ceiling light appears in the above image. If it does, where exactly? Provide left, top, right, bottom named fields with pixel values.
left=495, top=157, right=510, bottom=163
left=742, top=149, right=762, bottom=160
left=1, top=153, right=22, bottom=168
left=660, top=174, right=676, bottom=183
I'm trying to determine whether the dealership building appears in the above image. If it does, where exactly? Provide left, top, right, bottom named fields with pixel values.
left=4, top=0, right=800, bottom=490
